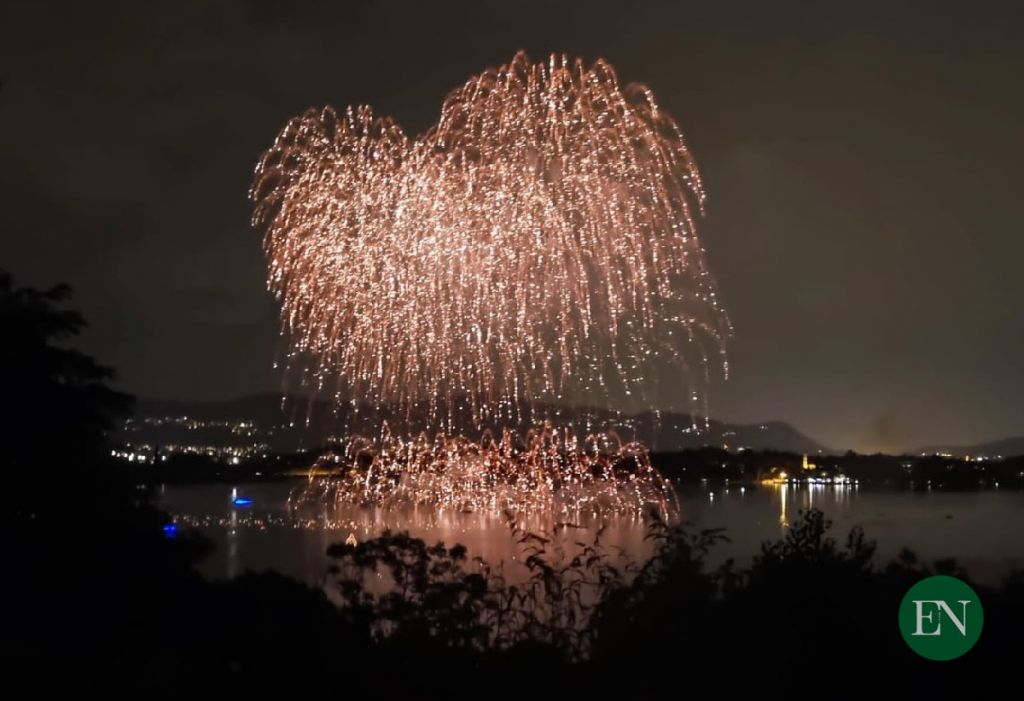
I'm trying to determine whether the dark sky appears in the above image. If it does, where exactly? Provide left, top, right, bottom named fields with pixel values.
left=1, top=1, right=1021, bottom=453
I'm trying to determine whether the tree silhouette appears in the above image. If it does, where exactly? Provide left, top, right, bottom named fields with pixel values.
left=2, top=270, right=207, bottom=685
left=1, top=272, right=131, bottom=475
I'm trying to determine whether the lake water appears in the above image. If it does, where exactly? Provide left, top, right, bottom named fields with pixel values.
left=159, top=481, right=1024, bottom=586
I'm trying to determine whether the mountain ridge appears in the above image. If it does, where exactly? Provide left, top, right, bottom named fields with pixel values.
left=917, top=436, right=1024, bottom=458
left=127, top=393, right=830, bottom=454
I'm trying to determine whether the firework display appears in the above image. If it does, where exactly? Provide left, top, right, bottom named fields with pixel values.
left=292, top=423, right=677, bottom=519
left=251, top=52, right=729, bottom=516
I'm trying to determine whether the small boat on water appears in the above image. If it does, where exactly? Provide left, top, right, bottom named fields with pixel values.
left=230, top=487, right=253, bottom=507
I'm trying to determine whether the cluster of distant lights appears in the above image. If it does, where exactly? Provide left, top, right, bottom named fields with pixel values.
left=125, top=415, right=260, bottom=435
left=250, top=53, right=731, bottom=516
left=117, top=415, right=272, bottom=465
left=921, top=452, right=1005, bottom=462
left=761, top=473, right=857, bottom=486
left=112, top=444, right=268, bottom=465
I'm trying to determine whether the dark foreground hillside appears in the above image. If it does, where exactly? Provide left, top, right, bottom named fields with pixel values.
left=4, top=271, right=1017, bottom=697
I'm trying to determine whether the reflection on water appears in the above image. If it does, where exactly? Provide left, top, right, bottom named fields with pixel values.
left=160, top=482, right=1024, bottom=586
left=778, top=482, right=855, bottom=526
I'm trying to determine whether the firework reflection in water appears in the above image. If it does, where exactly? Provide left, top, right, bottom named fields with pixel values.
left=251, top=52, right=730, bottom=518
left=289, top=424, right=677, bottom=519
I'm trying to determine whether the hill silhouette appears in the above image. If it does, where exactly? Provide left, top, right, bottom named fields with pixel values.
left=918, top=436, right=1024, bottom=458
left=127, top=393, right=830, bottom=454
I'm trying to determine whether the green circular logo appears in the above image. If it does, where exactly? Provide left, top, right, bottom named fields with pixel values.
left=898, top=575, right=983, bottom=660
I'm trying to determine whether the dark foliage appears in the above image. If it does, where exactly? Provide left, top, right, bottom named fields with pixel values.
left=4, top=271, right=1018, bottom=697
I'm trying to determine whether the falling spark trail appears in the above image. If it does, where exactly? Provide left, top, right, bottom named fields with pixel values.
left=251, top=52, right=730, bottom=517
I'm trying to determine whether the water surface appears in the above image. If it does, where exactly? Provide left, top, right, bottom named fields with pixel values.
left=159, top=482, right=1024, bottom=585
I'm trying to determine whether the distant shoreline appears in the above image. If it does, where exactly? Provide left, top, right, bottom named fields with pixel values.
left=121, top=446, right=1024, bottom=492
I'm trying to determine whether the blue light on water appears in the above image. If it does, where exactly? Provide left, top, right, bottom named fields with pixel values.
left=162, top=523, right=178, bottom=539
left=233, top=497, right=253, bottom=507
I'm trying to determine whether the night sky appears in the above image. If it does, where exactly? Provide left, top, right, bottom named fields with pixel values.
left=1, top=1, right=1021, bottom=453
